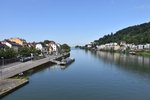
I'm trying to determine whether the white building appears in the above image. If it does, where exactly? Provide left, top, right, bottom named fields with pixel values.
left=97, top=45, right=105, bottom=50
left=36, top=44, right=43, bottom=51
left=87, top=44, right=92, bottom=48
left=47, top=41, right=61, bottom=55
left=137, top=45, right=144, bottom=50
left=144, top=44, right=150, bottom=49
left=97, top=43, right=120, bottom=51
left=36, top=43, right=48, bottom=54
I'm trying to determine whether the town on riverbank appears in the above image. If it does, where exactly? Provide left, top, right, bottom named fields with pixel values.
left=77, top=41, right=150, bottom=56
left=0, top=37, right=71, bottom=98
left=0, top=38, right=70, bottom=66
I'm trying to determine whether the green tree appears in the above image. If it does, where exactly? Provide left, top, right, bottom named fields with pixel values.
left=93, top=22, right=150, bottom=45
left=0, top=47, right=17, bottom=59
left=44, top=40, right=50, bottom=44
left=61, top=44, right=71, bottom=52
left=18, top=47, right=31, bottom=57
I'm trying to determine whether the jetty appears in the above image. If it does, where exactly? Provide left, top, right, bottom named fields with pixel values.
left=49, top=57, right=75, bottom=65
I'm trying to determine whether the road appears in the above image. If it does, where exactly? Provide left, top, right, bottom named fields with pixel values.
left=0, top=53, right=69, bottom=80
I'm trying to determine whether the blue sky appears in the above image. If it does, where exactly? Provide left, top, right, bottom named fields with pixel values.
left=0, top=0, right=150, bottom=46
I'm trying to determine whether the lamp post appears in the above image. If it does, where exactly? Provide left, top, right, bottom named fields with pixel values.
left=1, top=57, right=4, bottom=66
left=1, top=57, right=4, bottom=80
left=31, top=53, right=33, bottom=61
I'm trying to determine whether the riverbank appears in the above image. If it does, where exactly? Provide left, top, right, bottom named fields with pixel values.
left=78, top=46, right=150, bottom=57
left=135, top=50, right=150, bottom=56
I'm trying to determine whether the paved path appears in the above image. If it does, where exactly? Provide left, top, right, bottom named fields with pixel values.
left=0, top=53, right=69, bottom=80
left=0, top=62, right=21, bottom=69
left=0, top=78, right=29, bottom=97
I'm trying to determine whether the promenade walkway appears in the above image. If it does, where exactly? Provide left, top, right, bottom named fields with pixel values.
left=0, top=53, right=69, bottom=80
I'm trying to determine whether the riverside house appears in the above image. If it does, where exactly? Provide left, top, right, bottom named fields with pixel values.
left=2, top=40, right=22, bottom=52
left=35, top=43, right=48, bottom=55
left=97, top=43, right=120, bottom=51
left=9, top=38, right=27, bottom=46
left=96, top=42, right=150, bottom=51
left=46, top=41, right=61, bottom=55
left=144, top=44, right=150, bottom=49
left=35, top=41, right=61, bottom=56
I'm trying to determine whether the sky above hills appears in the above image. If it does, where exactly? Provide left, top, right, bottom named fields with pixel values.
left=0, top=0, right=150, bottom=46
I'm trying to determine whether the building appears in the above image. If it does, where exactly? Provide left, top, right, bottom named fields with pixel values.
left=35, top=43, right=48, bottom=54
left=86, top=44, right=92, bottom=48
left=144, top=44, right=150, bottom=49
left=113, top=45, right=120, bottom=51
left=97, top=45, right=105, bottom=50
left=137, top=45, right=144, bottom=50
left=96, top=43, right=120, bottom=51
left=2, top=40, right=22, bottom=52
left=47, top=41, right=61, bottom=55
left=56, top=43, right=62, bottom=54
left=9, top=38, right=27, bottom=46
left=120, top=41, right=126, bottom=46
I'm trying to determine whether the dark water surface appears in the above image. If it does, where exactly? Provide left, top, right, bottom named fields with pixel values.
left=3, top=49, right=150, bottom=100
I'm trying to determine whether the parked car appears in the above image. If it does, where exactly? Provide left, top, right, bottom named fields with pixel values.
left=20, top=56, right=34, bottom=62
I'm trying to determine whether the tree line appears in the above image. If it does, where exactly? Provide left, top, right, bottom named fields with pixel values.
left=0, top=47, right=41, bottom=59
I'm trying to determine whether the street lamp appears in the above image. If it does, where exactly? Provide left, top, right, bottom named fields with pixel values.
left=1, top=57, right=4, bottom=80
left=1, top=57, right=4, bottom=66
left=31, top=53, right=33, bottom=61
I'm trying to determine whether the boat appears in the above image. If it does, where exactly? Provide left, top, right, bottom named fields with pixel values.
left=60, top=57, right=75, bottom=65
left=129, top=52, right=136, bottom=55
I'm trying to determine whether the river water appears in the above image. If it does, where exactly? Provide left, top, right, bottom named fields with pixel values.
left=3, top=49, right=150, bottom=100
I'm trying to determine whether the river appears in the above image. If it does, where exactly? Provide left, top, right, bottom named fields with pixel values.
left=3, top=49, right=150, bottom=100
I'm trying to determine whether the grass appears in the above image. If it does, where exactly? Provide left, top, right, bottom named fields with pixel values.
left=12, top=75, right=29, bottom=80
left=136, top=50, right=150, bottom=57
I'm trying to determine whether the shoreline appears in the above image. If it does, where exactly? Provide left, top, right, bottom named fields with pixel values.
left=77, top=47, right=150, bottom=57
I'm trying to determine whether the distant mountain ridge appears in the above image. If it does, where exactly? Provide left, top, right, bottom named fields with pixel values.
left=94, top=22, right=150, bottom=45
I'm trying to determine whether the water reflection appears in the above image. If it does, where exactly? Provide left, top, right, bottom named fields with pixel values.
left=21, top=60, right=74, bottom=77
left=49, top=61, right=74, bottom=70
left=3, top=49, right=150, bottom=100
left=60, top=61, right=75, bottom=70
left=90, top=51, right=150, bottom=74
left=22, top=62, right=54, bottom=76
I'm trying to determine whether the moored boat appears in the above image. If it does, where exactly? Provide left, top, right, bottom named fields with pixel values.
left=60, top=57, right=75, bottom=65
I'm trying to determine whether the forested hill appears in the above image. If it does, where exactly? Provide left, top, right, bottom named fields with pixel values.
left=94, top=22, right=150, bottom=45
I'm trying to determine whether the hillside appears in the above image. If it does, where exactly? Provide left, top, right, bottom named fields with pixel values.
left=94, top=22, right=150, bottom=45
